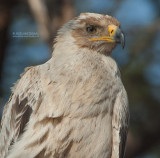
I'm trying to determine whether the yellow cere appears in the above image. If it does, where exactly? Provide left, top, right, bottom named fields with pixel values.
left=108, top=25, right=118, bottom=37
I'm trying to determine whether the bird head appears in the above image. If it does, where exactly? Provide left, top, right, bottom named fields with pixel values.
left=54, top=13, right=125, bottom=55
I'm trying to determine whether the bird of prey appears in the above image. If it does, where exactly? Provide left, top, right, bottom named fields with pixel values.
left=0, top=13, right=129, bottom=158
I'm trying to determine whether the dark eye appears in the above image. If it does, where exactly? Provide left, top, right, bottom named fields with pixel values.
left=86, top=25, right=97, bottom=33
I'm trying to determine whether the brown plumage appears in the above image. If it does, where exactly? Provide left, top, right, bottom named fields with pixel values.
left=0, top=13, right=129, bottom=158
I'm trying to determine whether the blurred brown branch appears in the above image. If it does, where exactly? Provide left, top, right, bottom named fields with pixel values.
left=0, top=0, right=15, bottom=82
left=28, top=0, right=52, bottom=43
left=27, top=0, right=75, bottom=48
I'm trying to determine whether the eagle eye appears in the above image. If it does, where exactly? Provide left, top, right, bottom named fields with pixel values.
left=86, top=25, right=97, bottom=33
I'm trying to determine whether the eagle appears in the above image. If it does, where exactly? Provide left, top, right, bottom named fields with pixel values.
left=0, top=13, right=129, bottom=158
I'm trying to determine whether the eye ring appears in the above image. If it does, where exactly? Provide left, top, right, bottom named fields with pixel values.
left=86, top=25, right=97, bottom=33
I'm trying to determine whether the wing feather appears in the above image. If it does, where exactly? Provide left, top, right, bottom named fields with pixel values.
left=111, top=87, right=129, bottom=158
left=0, top=67, right=38, bottom=158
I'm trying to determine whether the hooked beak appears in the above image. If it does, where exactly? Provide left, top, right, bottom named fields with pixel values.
left=90, top=25, right=125, bottom=49
left=113, top=27, right=125, bottom=49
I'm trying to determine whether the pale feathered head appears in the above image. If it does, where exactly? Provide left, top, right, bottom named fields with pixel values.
left=54, top=13, right=125, bottom=55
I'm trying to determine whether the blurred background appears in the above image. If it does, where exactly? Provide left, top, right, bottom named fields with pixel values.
left=0, top=0, right=160, bottom=157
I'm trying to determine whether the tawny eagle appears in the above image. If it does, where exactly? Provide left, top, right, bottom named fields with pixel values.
left=0, top=13, right=129, bottom=158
